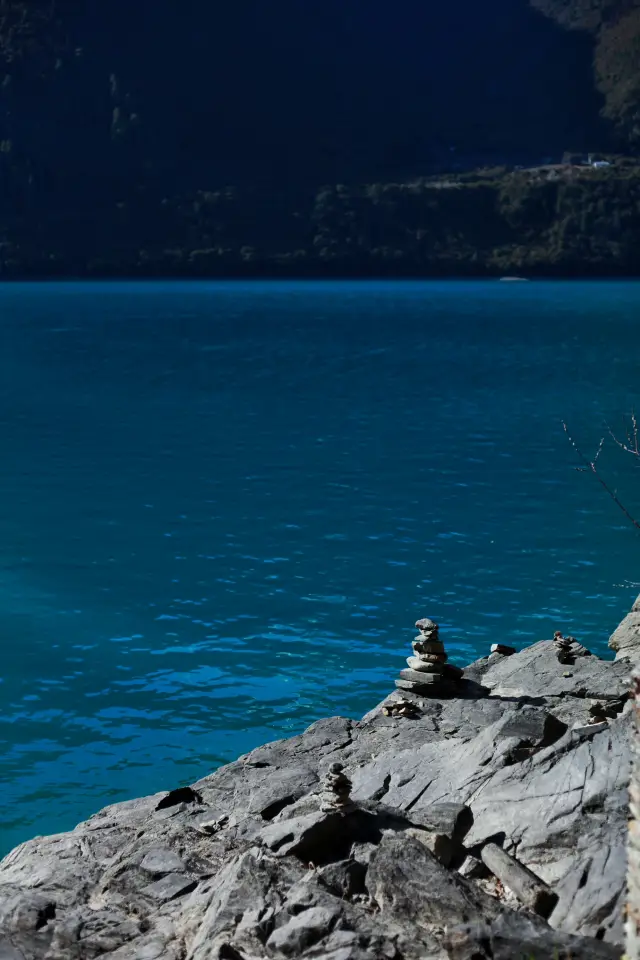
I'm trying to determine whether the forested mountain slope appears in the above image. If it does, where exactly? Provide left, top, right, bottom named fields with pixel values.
left=0, top=0, right=637, bottom=276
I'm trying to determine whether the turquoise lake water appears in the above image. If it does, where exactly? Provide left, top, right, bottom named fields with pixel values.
left=0, top=280, right=639, bottom=855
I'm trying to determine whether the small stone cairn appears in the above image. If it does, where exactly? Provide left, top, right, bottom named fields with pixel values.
left=320, top=762, right=354, bottom=814
left=382, top=698, right=421, bottom=719
left=394, top=618, right=461, bottom=696
left=553, top=631, right=576, bottom=664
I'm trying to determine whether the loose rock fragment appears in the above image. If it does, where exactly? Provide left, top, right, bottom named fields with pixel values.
left=589, top=703, right=609, bottom=725
left=196, top=814, right=230, bottom=835
left=458, top=855, right=487, bottom=879
left=265, top=906, right=339, bottom=956
left=142, top=873, right=198, bottom=902
left=480, top=843, right=558, bottom=919
left=490, top=643, right=516, bottom=656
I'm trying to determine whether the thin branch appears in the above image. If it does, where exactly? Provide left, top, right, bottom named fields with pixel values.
left=563, top=421, right=640, bottom=532
left=593, top=436, right=605, bottom=465
left=606, top=411, right=640, bottom=459
left=607, top=425, right=640, bottom=459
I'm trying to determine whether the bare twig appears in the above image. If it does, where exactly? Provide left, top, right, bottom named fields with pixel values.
left=593, top=436, right=605, bottom=465
left=563, top=421, right=640, bottom=532
left=608, top=412, right=640, bottom=459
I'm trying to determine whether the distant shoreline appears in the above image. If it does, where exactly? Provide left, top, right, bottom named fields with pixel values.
left=4, top=164, right=640, bottom=282
left=1, top=267, right=640, bottom=282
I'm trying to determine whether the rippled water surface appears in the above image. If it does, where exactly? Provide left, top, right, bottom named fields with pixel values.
left=1, top=280, right=639, bottom=854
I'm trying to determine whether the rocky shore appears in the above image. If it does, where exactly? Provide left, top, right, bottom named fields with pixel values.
left=1, top=608, right=637, bottom=960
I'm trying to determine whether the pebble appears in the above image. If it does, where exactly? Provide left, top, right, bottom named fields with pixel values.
left=196, top=814, right=230, bottom=835
left=382, top=699, right=421, bottom=719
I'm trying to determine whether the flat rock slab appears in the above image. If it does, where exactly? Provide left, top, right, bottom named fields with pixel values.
left=142, top=873, right=198, bottom=902
left=140, top=848, right=186, bottom=874
left=609, top=608, right=640, bottom=661
left=481, top=640, right=631, bottom=700
left=266, top=905, right=339, bottom=955
left=445, top=918, right=620, bottom=960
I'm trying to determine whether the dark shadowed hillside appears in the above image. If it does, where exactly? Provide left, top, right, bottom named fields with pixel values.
left=0, top=0, right=638, bottom=276
left=532, top=0, right=640, bottom=144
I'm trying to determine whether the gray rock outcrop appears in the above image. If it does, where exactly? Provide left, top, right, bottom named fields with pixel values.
left=610, top=594, right=640, bottom=662
left=0, top=627, right=634, bottom=960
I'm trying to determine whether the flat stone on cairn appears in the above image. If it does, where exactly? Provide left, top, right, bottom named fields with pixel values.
left=395, top=618, right=461, bottom=696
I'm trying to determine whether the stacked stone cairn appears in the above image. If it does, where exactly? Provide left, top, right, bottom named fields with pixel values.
left=382, top=698, right=421, bottom=719
left=320, top=762, right=355, bottom=815
left=553, top=631, right=576, bottom=664
left=395, top=618, right=461, bottom=696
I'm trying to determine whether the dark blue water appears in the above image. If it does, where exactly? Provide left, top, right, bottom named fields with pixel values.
left=0, top=280, right=638, bottom=855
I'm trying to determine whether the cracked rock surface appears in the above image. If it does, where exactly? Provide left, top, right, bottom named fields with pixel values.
left=0, top=634, right=633, bottom=960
